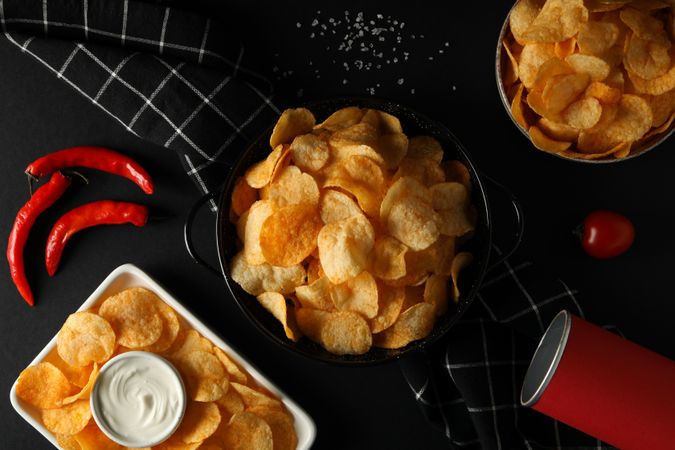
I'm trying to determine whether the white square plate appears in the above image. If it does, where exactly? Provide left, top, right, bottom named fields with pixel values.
left=9, top=263, right=316, bottom=449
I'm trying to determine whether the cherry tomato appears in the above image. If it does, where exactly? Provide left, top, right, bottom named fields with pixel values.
left=578, top=210, right=635, bottom=259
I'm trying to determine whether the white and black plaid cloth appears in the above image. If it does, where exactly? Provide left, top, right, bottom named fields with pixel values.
left=2, top=2, right=618, bottom=448
left=400, top=248, right=618, bottom=449
left=1, top=0, right=280, bottom=206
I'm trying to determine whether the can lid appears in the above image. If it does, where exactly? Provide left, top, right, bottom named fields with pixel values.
left=520, top=310, right=571, bottom=407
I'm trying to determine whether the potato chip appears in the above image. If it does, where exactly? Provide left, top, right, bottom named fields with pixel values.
left=57, top=312, right=116, bottom=368
left=306, top=257, right=324, bottom=284
left=424, top=275, right=450, bottom=317
left=62, top=363, right=99, bottom=405
left=215, top=387, right=245, bottom=418
left=371, top=236, right=408, bottom=280
left=317, top=106, right=364, bottom=130
left=270, top=108, right=316, bottom=149
left=451, top=252, right=473, bottom=301
left=526, top=89, right=551, bottom=118
left=328, top=122, right=378, bottom=148
left=330, top=271, right=379, bottom=318
left=330, top=143, right=387, bottom=168
left=42, top=400, right=91, bottom=436
left=360, top=108, right=403, bottom=134
left=529, top=125, right=572, bottom=152
left=578, top=21, right=620, bottom=55
left=370, top=283, right=405, bottom=334
left=153, top=435, right=201, bottom=450
left=430, top=182, right=474, bottom=237
left=565, top=54, right=611, bottom=81
left=324, top=155, right=386, bottom=218
left=265, top=165, right=320, bottom=208
left=98, top=288, right=162, bottom=349
left=555, top=37, right=577, bottom=58
left=619, top=7, right=670, bottom=45
left=289, top=133, right=329, bottom=174
left=16, top=362, right=72, bottom=409
left=625, top=34, right=671, bottom=80
left=256, top=292, right=301, bottom=341
left=627, top=61, right=675, bottom=94
left=245, top=145, right=284, bottom=189
left=373, top=303, right=435, bottom=349
left=519, top=43, right=557, bottom=88
left=380, top=176, right=431, bottom=224
left=585, top=81, right=622, bottom=104
left=319, top=189, right=363, bottom=224
left=522, top=0, right=589, bottom=43
left=236, top=209, right=249, bottom=242
left=563, top=96, right=603, bottom=129
left=260, top=203, right=322, bottom=267
left=222, top=411, right=273, bottom=450
left=532, top=58, right=575, bottom=92
left=543, top=73, right=590, bottom=114
left=374, top=133, right=409, bottom=169
left=319, top=310, right=372, bottom=355
left=295, top=276, right=335, bottom=311
left=295, top=308, right=330, bottom=343
left=231, top=177, right=258, bottom=217
left=56, top=434, right=81, bottom=450
left=213, top=347, right=247, bottom=385
left=74, top=424, right=122, bottom=450
left=441, top=160, right=472, bottom=191
left=401, top=284, right=425, bottom=312
left=138, top=300, right=180, bottom=354
left=230, top=383, right=283, bottom=410
left=248, top=406, right=298, bottom=450
left=502, top=39, right=520, bottom=86
left=407, top=136, right=444, bottom=162
left=172, top=329, right=213, bottom=358
left=230, top=252, right=305, bottom=296
left=510, top=0, right=545, bottom=45
left=561, top=142, right=631, bottom=159
left=510, top=83, right=530, bottom=128
left=243, top=200, right=275, bottom=265
left=175, top=401, right=221, bottom=443
left=387, top=197, right=440, bottom=251
left=645, top=89, right=675, bottom=127
left=176, top=350, right=228, bottom=402
left=393, top=157, right=446, bottom=188
left=585, top=0, right=629, bottom=13
left=537, top=117, right=580, bottom=141
left=318, top=214, right=375, bottom=284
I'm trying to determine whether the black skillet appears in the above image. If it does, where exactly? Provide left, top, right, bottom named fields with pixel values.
left=184, top=97, right=524, bottom=366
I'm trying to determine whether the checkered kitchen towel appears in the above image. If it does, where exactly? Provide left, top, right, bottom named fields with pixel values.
left=3, top=2, right=616, bottom=448
left=400, top=249, right=618, bottom=449
left=1, top=0, right=280, bottom=202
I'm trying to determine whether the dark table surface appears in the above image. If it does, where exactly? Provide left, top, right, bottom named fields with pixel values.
left=1, top=1, right=674, bottom=449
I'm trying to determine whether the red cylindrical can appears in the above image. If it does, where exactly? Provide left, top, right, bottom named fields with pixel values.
left=521, top=310, right=675, bottom=449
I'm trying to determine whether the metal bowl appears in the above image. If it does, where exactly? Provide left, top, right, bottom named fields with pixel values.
left=495, top=6, right=675, bottom=164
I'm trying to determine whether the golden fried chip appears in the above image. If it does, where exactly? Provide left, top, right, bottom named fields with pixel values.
left=296, top=308, right=331, bottom=343
left=42, top=350, right=91, bottom=388
left=270, top=108, right=316, bottom=149
left=563, top=96, right=603, bottom=129
left=532, top=58, right=574, bottom=92
left=249, top=406, right=297, bottom=450
left=407, top=136, right=444, bottom=162
left=585, top=81, right=622, bottom=104
left=510, top=0, right=545, bottom=45
left=74, top=424, right=122, bottom=450
left=625, top=34, right=671, bottom=80
left=320, top=311, right=372, bottom=355
left=645, top=89, right=675, bottom=127
left=370, top=283, right=405, bottom=334
left=56, top=312, right=116, bottom=368
left=245, top=145, right=284, bottom=189
left=172, top=329, right=213, bottom=358
left=543, top=73, right=590, bottom=114
left=565, top=54, right=611, bottom=81
left=387, top=199, right=440, bottom=251
left=260, top=203, right=322, bottom=267
left=529, top=125, right=573, bottom=152
left=212, top=347, right=247, bottom=385
left=141, top=299, right=180, bottom=354
left=430, top=182, right=474, bottom=237
left=306, top=257, right=325, bottom=284
left=555, top=37, right=577, bottom=58
left=441, top=161, right=472, bottom=191
left=269, top=145, right=292, bottom=185
left=176, top=350, right=228, bottom=402
left=380, top=176, right=431, bottom=224
left=16, top=362, right=72, bottom=409
left=243, top=200, right=275, bottom=265
left=502, top=39, right=520, bottom=86
left=578, top=21, right=620, bottom=56
left=526, top=89, right=551, bottom=118
left=56, top=434, right=81, bottom=450
left=328, top=123, right=378, bottom=149
left=230, top=383, right=283, bottom=410
left=522, top=0, right=589, bottom=43
left=231, top=177, right=258, bottom=217
left=451, top=252, right=474, bottom=301
left=424, top=275, right=450, bottom=317
left=266, top=165, right=320, bottom=208
left=42, top=400, right=91, bottom=436
left=627, top=61, right=675, bottom=94
left=374, top=133, right=409, bottom=169
left=216, top=387, right=245, bottom=418
left=317, top=106, right=364, bottom=130
left=318, top=214, right=375, bottom=284
left=295, top=276, right=335, bottom=311
left=373, top=303, right=436, bottom=349
left=175, top=401, right=221, bottom=443
left=360, top=108, right=403, bottom=134
left=256, top=292, right=301, bottom=341
left=330, top=271, right=379, bottom=318
left=319, top=189, right=363, bottom=224
left=324, top=155, right=386, bottom=218
left=222, top=411, right=273, bottom=450
left=98, top=288, right=162, bottom=349
left=289, top=133, right=330, bottom=173
left=62, top=363, right=99, bottom=405
left=230, top=252, right=305, bottom=296
left=645, top=111, right=675, bottom=138
left=619, top=7, right=670, bottom=45
left=371, top=236, right=408, bottom=280
left=330, top=143, right=386, bottom=167
left=393, top=157, right=446, bottom=188
left=510, top=83, right=530, bottom=128
left=537, top=118, right=580, bottom=141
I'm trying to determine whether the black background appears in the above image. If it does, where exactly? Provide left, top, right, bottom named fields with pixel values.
left=1, top=1, right=674, bottom=449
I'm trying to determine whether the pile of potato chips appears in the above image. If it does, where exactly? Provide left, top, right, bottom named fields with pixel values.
left=15, top=287, right=297, bottom=450
left=502, top=0, right=675, bottom=160
left=230, top=106, right=476, bottom=356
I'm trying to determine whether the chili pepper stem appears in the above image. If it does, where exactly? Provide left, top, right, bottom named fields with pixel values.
left=25, top=172, right=38, bottom=197
left=61, top=170, right=89, bottom=185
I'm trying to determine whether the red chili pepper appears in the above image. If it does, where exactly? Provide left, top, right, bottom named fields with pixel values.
left=26, top=147, right=154, bottom=194
left=45, top=201, right=149, bottom=276
left=7, top=172, right=71, bottom=306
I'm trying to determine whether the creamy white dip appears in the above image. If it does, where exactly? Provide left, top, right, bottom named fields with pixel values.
left=91, top=352, right=185, bottom=447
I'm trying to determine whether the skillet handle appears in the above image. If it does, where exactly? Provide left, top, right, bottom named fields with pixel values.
left=481, top=172, right=525, bottom=272
left=183, top=191, right=221, bottom=276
